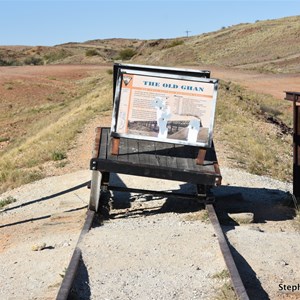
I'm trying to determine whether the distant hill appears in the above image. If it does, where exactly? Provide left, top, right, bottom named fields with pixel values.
left=0, top=15, right=299, bottom=73
left=135, top=15, right=300, bottom=73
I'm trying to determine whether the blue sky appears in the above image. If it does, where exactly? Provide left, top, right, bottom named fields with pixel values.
left=0, top=0, right=299, bottom=46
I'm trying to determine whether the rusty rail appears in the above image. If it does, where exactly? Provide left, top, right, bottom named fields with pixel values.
left=56, top=210, right=95, bottom=300
left=206, top=204, right=249, bottom=300
left=56, top=201, right=249, bottom=300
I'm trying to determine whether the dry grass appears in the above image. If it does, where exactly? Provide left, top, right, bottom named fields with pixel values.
left=215, top=282, right=237, bottom=300
left=212, top=269, right=230, bottom=280
left=183, top=210, right=209, bottom=222
left=0, top=196, right=17, bottom=209
left=0, top=71, right=293, bottom=193
left=0, top=71, right=112, bottom=193
left=212, top=269, right=237, bottom=300
left=293, top=207, right=300, bottom=231
left=195, top=16, right=300, bottom=73
left=214, top=80, right=293, bottom=181
left=136, top=16, right=300, bottom=73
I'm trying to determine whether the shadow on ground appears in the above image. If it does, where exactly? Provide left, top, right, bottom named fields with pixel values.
left=213, top=185, right=295, bottom=224
left=108, top=174, right=295, bottom=223
left=69, top=257, right=91, bottom=300
left=109, top=173, right=205, bottom=218
left=1, top=181, right=90, bottom=213
left=229, top=243, right=271, bottom=300
left=102, top=174, right=295, bottom=300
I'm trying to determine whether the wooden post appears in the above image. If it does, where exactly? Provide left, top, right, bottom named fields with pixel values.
left=111, top=137, right=120, bottom=155
left=214, top=162, right=222, bottom=186
left=92, top=127, right=102, bottom=159
left=293, top=95, right=300, bottom=199
left=285, top=91, right=300, bottom=199
left=196, top=148, right=206, bottom=165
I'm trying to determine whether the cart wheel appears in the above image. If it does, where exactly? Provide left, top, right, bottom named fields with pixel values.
left=89, top=170, right=101, bottom=211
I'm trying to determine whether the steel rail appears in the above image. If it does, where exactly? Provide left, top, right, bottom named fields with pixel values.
left=56, top=200, right=249, bottom=300
left=206, top=204, right=249, bottom=300
left=56, top=209, right=95, bottom=300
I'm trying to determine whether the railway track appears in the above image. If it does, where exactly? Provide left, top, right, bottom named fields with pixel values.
left=206, top=204, right=249, bottom=300
left=56, top=200, right=250, bottom=300
left=56, top=210, right=95, bottom=300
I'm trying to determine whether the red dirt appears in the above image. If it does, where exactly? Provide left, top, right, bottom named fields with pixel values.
left=197, top=64, right=300, bottom=100
left=0, top=64, right=109, bottom=150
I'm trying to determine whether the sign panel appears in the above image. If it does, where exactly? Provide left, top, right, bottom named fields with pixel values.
left=111, top=68, right=218, bottom=148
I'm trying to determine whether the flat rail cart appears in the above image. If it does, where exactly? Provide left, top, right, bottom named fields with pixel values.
left=89, top=64, right=222, bottom=213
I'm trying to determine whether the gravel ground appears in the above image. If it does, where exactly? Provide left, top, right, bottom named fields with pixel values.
left=1, top=167, right=299, bottom=300
left=73, top=175, right=227, bottom=300
left=0, top=170, right=90, bottom=300
left=76, top=216, right=225, bottom=300
left=70, top=169, right=298, bottom=300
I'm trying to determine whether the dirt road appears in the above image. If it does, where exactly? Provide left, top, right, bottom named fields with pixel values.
left=193, top=64, right=300, bottom=100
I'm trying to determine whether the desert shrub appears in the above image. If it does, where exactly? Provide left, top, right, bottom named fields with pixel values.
left=0, top=58, right=21, bottom=66
left=118, top=48, right=136, bottom=60
left=215, top=80, right=293, bottom=181
left=24, top=56, right=43, bottom=65
left=0, top=196, right=17, bottom=208
left=85, top=49, right=99, bottom=57
left=0, top=137, right=10, bottom=142
left=51, top=150, right=67, bottom=161
left=260, top=104, right=282, bottom=117
left=0, top=59, right=10, bottom=66
left=148, top=40, right=162, bottom=47
left=44, top=49, right=71, bottom=63
left=165, top=40, right=184, bottom=48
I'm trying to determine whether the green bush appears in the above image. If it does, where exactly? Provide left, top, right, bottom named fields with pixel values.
left=44, top=49, right=71, bottom=63
left=0, top=196, right=16, bottom=208
left=165, top=40, right=184, bottom=48
left=118, top=48, right=136, bottom=60
left=0, top=58, right=10, bottom=66
left=259, top=104, right=282, bottom=117
left=0, top=137, right=10, bottom=142
left=0, top=58, right=21, bottom=66
left=24, top=56, right=43, bottom=65
left=85, top=49, right=99, bottom=57
left=51, top=150, right=67, bottom=161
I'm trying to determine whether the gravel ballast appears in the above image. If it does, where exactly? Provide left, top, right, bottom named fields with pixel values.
left=1, top=168, right=299, bottom=300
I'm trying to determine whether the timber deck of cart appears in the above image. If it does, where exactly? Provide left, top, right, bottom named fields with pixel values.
left=89, top=126, right=222, bottom=212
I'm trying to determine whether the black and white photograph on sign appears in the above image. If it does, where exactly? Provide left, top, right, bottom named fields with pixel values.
left=127, top=96, right=208, bottom=143
left=112, top=69, right=218, bottom=148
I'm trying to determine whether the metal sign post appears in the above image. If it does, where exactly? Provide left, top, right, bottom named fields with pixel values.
left=285, top=91, right=300, bottom=199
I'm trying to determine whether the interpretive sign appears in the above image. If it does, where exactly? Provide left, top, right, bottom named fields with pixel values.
left=111, top=67, right=218, bottom=148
